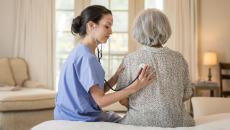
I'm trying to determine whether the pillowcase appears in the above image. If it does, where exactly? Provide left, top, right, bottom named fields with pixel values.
left=0, top=58, right=15, bottom=86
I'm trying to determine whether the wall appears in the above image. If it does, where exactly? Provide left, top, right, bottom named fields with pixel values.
left=198, top=0, right=230, bottom=83
left=1, top=0, right=230, bottom=81
left=0, top=0, right=15, bottom=57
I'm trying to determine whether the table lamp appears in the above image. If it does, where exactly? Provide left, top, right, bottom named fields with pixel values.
left=203, top=51, right=217, bottom=81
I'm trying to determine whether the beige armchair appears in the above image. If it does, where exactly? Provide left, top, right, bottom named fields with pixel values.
left=0, top=58, right=56, bottom=130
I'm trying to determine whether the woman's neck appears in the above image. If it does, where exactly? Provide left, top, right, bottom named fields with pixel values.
left=81, top=36, right=97, bottom=54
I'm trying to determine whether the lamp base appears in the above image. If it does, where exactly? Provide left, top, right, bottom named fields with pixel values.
left=208, top=67, right=212, bottom=81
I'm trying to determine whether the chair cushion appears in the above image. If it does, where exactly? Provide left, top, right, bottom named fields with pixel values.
left=9, top=58, right=29, bottom=86
left=0, top=58, right=15, bottom=86
left=0, top=88, right=56, bottom=111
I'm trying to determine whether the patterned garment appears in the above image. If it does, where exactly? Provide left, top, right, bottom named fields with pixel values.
left=116, top=46, right=195, bottom=127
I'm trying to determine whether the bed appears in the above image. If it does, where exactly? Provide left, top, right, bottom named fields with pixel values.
left=31, top=115, right=230, bottom=130
left=32, top=97, right=230, bottom=130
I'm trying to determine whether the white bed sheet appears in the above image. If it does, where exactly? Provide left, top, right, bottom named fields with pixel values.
left=32, top=114, right=230, bottom=130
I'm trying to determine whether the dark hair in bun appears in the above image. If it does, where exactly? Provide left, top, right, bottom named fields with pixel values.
left=71, top=5, right=112, bottom=37
left=71, top=16, right=82, bottom=35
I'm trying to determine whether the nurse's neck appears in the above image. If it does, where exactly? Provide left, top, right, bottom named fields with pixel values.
left=81, top=36, right=97, bottom=54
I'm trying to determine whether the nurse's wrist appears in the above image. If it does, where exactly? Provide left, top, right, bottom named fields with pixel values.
left=125, top=84, right=138, bottom=95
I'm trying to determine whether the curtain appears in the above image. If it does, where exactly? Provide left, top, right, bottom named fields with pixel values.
left=163, top=0, right=198, bottom=81
left=14, top=0, right=55, bottom=89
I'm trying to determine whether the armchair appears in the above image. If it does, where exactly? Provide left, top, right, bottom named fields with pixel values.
left=0, top=58, right=56, bottom=130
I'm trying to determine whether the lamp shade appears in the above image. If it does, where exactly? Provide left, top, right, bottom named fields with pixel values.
left=203, top=51, right=217, bottom=66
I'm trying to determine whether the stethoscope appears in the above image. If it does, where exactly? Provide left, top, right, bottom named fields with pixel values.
left=95, top=38, right=142, bottom=91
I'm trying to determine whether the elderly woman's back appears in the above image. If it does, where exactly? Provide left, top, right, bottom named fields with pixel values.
left=116, top=8, right=194, bottom=127
left=117, top=46, right=194, bottom=127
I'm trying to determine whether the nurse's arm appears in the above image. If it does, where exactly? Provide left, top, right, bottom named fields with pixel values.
left=90, top=65, right=154, bottom=108
left=90, top=85, right=135, bottom=108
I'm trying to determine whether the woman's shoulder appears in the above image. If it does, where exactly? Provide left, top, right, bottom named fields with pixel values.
left=122, top=49, right=144, bottom=62
left=124, top=46, right=179, bottom=57
left=126, top=47, right=151, bottom=57
left=166, top=48, right=185, bottom=58
left=167, top=49, right=188, bottom=65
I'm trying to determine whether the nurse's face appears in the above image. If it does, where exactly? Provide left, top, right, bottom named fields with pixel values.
left=93, top=14, right=113, bottom=43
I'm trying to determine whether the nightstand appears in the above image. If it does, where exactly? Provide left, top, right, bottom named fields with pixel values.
left=192, top=81, right=220, bottom=97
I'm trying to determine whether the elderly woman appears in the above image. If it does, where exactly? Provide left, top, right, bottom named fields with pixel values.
left=116, top=9, right=195, bottom=127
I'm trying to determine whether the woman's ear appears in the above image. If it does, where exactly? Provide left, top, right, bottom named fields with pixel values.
left=87, top=21, right=96, bottom=31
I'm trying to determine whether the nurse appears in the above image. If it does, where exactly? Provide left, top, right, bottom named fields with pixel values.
left=54, top=5, right=154, bottom=122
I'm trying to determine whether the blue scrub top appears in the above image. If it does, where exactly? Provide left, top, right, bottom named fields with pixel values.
left=54, top=44, right=120, bottom=122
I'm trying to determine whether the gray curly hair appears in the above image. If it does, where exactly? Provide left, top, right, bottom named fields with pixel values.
left=132, top=8, right=171, bottom=46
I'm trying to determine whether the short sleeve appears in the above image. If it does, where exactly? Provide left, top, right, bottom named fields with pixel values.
left=182, top=57, right=194, bottom=101
left=116, top=58, right=132, bottom=90
left=75, top=56, right=105, bottom=92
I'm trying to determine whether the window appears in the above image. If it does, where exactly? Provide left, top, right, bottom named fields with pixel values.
left=145, top=0, right=163, bottom=10
left=55, top=0, right=75, bottom=89
left=90, top=0, right=129, bottom=80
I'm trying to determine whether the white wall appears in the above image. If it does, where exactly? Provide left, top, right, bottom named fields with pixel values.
left=0, top=0, right=15, bottom=57
left=198, top=0, right=230, bottom=82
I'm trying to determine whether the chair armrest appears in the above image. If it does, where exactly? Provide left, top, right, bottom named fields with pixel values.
left=23, top=80, right=47, bottom=88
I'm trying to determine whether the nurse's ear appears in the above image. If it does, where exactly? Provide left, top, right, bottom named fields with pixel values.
left=87, top=21, right=97, bottom=32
